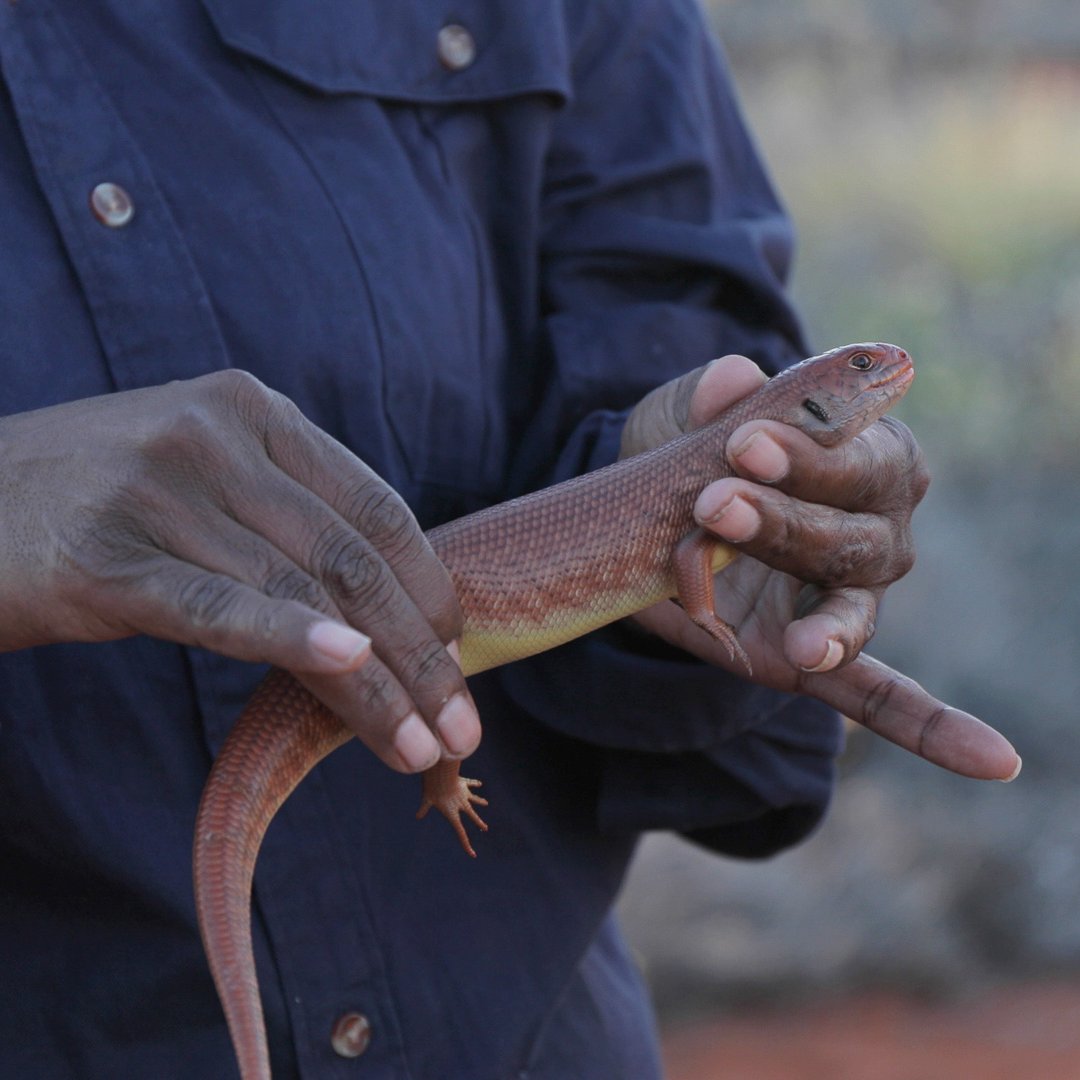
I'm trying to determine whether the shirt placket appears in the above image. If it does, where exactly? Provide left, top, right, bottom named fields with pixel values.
left=1, top=5, right=407, bottom=1074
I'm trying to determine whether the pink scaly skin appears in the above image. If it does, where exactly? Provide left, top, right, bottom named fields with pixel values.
left=193, top=343, right=1016, bottom=1080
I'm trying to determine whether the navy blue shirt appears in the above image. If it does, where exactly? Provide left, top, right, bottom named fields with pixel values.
left=0, top=2, right=841, bottom=1077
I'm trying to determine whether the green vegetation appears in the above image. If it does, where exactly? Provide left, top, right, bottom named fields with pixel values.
left=729, top=57, right=1080, bottom=471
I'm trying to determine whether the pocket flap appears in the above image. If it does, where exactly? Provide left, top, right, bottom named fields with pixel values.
left=201, top=0, right=571, bottom=102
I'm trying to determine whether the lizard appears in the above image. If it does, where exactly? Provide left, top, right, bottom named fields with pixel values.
left=192, top=341, right=1015, bottom=1079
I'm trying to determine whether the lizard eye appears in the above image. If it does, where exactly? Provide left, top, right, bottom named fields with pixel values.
left=849, top=352, right=874, bottom=371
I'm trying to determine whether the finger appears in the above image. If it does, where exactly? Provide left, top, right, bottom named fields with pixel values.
left=254, top=522, right=478, bottom=768
left=619, top=354, right=766, bottom=459
left=218, top=459, right=464, bottom=668
left=195, top=438, right=476, bottom=758
left=686, top=354, right=768, bottom=430
left=725, top=414, right=929, bottom=513
left=294, top=663, right=473, bottom=774
left=784, top=585, right=880, bottom=672
left=694, top=478, right=910, bottom=589
left=249, top=385, right=463, bottom=644
left=297, top=525, right=477, bottom=757
left=137, top=452, right=479, bottom=768
left=799, top=653, right=1021, bottom=781
left=102, top=553, right=373, bottom=674
left=142, top=482, right=468, bottom=708
left=148, top=518, right=476, bottom=772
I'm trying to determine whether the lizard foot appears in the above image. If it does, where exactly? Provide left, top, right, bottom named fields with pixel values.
left=416, top=761, right=489, bottom=858
left=672, top=529, right=753, bottom=675
left=689, top=609, right=753, bottom=676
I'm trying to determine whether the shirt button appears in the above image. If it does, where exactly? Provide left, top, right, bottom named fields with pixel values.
left=89, top=182, right=135, bottom=228
left=437, top=23, right=476, bottom=71
left=330, top=1012, right=372, bottom=1059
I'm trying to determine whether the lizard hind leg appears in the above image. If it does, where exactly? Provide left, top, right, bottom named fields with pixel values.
left=416, top=759, right=489, bottom=858
left=672, top=528, right=752, bottom=675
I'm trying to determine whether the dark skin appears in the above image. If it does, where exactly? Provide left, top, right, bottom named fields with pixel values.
left=0, top=359, right=1019, bottom=781
left=622, top=353, right=925, bottom=674
left=625, top=354, right=1018, bottom=780
left=0, top=371, right=471, bottom=773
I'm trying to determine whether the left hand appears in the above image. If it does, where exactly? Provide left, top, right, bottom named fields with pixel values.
left=620, top=354, right=1020, bottom=782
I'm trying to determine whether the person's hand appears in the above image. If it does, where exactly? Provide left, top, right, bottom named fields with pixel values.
left=620, top=354, right=1020, bottom=781
left=0, top=370, right=481, bottom=773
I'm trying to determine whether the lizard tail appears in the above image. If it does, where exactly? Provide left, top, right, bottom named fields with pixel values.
left=193, top=668, right=350, bottom=1080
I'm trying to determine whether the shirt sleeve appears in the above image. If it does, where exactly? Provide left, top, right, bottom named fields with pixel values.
left=497, top=0, right=841, bottom=854
left=509, top=0, right=808, bottom=494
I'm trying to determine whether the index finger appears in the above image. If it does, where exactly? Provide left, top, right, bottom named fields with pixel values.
left=226, top=374, right=474, bottom=767
left=725, top=414, right=929, bottom=514
left=800, top=653, right=1021, bottom=781
left=253, top=385, right=463, bottom=643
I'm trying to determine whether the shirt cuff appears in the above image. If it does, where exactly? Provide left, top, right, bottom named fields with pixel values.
left=596, top=696, right=842, bottom=857
left=498, top=613, right=838, bottom=752
left=497, top=627, right=842, bottom=857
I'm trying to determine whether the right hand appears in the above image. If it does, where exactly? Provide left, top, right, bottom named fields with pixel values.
left=619, top=355, right=1019, bottom=782
left=0, top=370, right=481, bottom=773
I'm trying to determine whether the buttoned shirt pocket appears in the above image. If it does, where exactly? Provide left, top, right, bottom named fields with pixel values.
left=201, top=0, right=571, bottom=500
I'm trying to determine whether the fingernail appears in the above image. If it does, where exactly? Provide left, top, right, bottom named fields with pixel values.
left=800, top=638, right=843, bottom=673
left=309, top=622, right=371, bottom=667
left=436, top=693, right=481, bottom=757
left=394, top=713, right=441, bottom=771
left=697, top=493, right=760, bottom=542
left=1001, top=756, right=1023, bottom=783
left=730, top=431, right=789, bottom=483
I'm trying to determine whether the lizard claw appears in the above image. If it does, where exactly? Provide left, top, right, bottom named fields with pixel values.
left=416, top=764, right=489, bottom=857
left=708, top=616, right=752, bottom=676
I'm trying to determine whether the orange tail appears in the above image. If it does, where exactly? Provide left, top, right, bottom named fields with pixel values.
left=193, top=669, right=350, bottom=1080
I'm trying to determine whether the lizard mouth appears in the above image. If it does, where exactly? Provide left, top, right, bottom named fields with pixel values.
left=870, top=360, right=915, bottom=392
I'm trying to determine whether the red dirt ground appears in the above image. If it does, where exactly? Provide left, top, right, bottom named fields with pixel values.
left=661, top=984, right=1080, bottom=1080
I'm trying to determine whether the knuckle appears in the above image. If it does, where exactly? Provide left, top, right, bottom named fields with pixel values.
left=176, top=574, right=239, bottom=631
left=262, top=565, right=332, bottom=615
left=816, top=521, right=881, bottom=588
left=907, top=443, right=931, bottom=503
left=880, top=417, right=931, bottom=504
left=750, top=502, right=798, bottom=564
left=339, top=484, right=462, bottom=637
left=138, top=402, right=232, bottom=485
left=156, top=399, right=219, bottom=451
left=819, top=545, right=873, bottom=588
left=198, top=367, right=270, bottom=410
left=892, top=538, right=917, bottom=580
left=313, top=526, right=394, bottom=611
left=399, top=637, right=457, bottom=691
left=348, top=485, right=421, bottom=560
left=196, top=368, right=298, bottom=439
left=53, top=505, right=151, bottom=593
left=863, top=673, right=900, bottom=729
left=354, top=666, right=401, bottom=719
left=670, top=371, right=700, bottom=434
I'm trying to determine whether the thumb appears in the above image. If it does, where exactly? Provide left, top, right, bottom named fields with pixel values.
left=686, top=354, right=768, bottom=430
left=620, top=354, right=766, bottom=459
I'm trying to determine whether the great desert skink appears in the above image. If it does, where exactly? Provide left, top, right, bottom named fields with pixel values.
left=192, top=342, right=1005, bottom=1079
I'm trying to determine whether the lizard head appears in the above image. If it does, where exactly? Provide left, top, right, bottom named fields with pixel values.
left=785, top=342, right=915, bottom=446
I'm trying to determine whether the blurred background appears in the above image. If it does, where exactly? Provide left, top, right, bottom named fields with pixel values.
left=618, top=1, right=1080, bottom=1076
